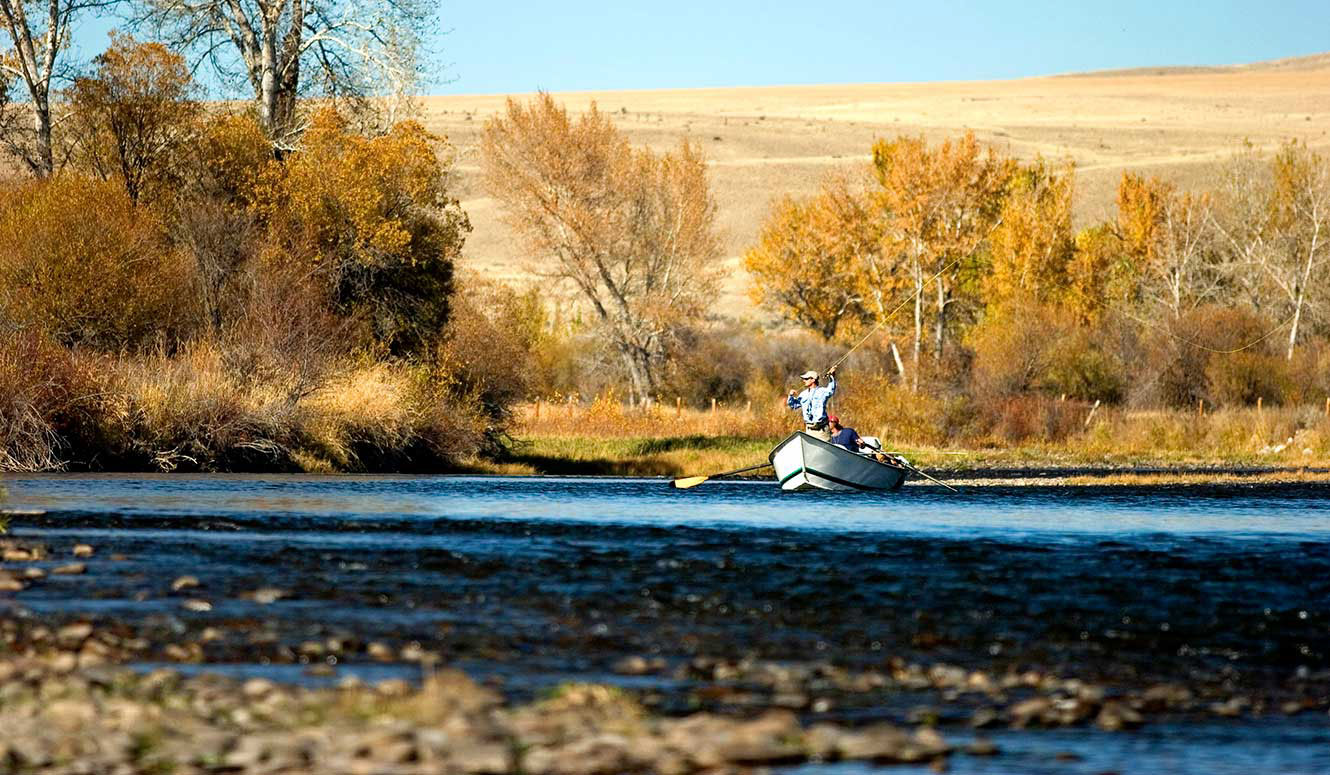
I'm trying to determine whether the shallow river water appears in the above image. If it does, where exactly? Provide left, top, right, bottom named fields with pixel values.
left=2, top=474, right=1328, bottom=773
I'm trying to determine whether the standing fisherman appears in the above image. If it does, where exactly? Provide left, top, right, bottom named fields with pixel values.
left=787, top=366, right=837, bottom=441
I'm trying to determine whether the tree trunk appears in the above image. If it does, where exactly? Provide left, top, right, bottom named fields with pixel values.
left=934, top=274, right=947, bottom=359
left=259, top=33, right=279, bottom=137
left=621, top=346, right=655, bottom=407
left=911, top=260, right=923, bottom=392
left=1286, top=295, right=1303, bottom=361
left=890, top=341, right=907, bottom=383
left=1288, top=218, right=1322, bottom=360
left=30, top=95, right=52, bottom=177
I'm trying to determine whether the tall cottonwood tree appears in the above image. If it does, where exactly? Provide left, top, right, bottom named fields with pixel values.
left=481, top=93, right=721, bottom=405
left=1210, top=142, right=1330, bottom=358
left=1, top=0, right=109, bottom=175
left=871, top=132, right=1011, bottom=386
left=131, top=0, right=434, bottom=143
left=1117, top=172, right=1225, bottom=320
left=1267, top=141, right=1330, bottom=358
left=744, top=174, right=874, bottom=341
left=985, top=158, right=1077, bottom=311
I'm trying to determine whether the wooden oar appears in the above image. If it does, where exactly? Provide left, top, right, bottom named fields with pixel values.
left=888, top=456, right=958, bottom=493
left=673, top=462, right=773, bottom=489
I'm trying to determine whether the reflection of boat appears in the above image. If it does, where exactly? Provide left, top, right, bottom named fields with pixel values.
left=768, top=432, right=908, bottom=492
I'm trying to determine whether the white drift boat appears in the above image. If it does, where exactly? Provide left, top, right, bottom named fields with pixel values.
left=768, top=431, right=908, bottom=492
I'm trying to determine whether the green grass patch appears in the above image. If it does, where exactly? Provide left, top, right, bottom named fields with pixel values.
left=497, top=435, right=777, bottom=477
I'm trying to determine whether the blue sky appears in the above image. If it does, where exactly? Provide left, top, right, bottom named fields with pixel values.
left=76, top=1, right=1330, bottom=95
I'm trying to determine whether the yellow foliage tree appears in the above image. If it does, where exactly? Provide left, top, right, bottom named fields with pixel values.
left=1066, top=223, right=1126, bottom=323
left=257, top=108, right=470, bottom=356
left=744, top=173, right=874, bottom=340
left=65, top=33, right=199, bottom=205
left=986, top=158, right=1076, bottom=310
left=871, top=132, right=1013, bottom=386
left=480, top=93, right=720, bottom=404
left=190, top=112, right=275, bottom=208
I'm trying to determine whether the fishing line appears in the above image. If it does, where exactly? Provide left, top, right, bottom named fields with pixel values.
left=1123, top=307, right=1300, bottom=354
left=824, top=254, right=967, bottom=373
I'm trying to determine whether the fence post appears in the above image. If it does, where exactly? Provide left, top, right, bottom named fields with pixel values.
left=746, top=400, right=752, bottom=413
left=1257, top=396, right=1263, bottom=413
left=1198, top=398, right=1204, bottom=417
left=710, top=398, right=717, bottom=414
left=1083, top=399, right=1101, bottom=428
left=676, top=396, right=682, bottom=418
left=534, top=400, right=541, bottom=420
left=1325, top=396, right=1329, bottom=418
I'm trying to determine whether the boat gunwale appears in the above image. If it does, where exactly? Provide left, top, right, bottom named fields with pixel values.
left=768, top=431, right=908, bottom=473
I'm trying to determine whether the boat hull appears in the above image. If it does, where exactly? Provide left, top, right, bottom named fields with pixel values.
left=768, top=432, right=908, bottom=492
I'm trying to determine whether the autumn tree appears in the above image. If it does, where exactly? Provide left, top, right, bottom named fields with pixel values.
left=985, top=158, right=1076, bottom=311
left=1, top=0, right=109, bottom=175
left=131, top=0, right=436, bottom=143
left=1266, top=141, right=1330, bottom=358
left=0, top=177, right=196, bottom=348
left=1208, top=142, right=1330, bottom=359
left=66, top=33, right=199, bottom=205
left=1066, top=223, right=1128, bottom=323
left=871, top=132, right=1012, bottom=386
left=1115, top=172, right=1225, bottom=320
left=256, top=108, right=469, bottom=356
left=481, top=93, right=721, bottom=404
left=745, top=173, right=873, bottom=340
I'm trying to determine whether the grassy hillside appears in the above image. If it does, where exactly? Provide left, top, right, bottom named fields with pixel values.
left=421, top=54, right=1330, bottom=315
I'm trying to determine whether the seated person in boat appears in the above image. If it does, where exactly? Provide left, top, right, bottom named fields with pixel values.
left=828, top=415, right=864, bottom=450
left=787, top=366, right=836, bottom=440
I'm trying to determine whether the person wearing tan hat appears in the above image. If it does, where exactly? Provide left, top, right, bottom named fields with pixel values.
left=786, top=366, right=837, bottom=441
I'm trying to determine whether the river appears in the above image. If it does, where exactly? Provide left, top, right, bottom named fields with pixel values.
left=2, top=474, right=1327, bottom=773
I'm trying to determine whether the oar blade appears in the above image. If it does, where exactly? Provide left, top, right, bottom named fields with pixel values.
left=672, top=476, right=710, bottom=489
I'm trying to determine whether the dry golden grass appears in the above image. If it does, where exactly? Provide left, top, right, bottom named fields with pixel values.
left=301, top=364, right=423, bottom=469
left=422, top=54, right=1330, bottom=316
left=507, top=397, right=1330, bottom=478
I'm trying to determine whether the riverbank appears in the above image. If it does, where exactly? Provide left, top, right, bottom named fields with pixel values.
left=478, top=400, right=1330, bottom=481
left=482, top=434, right=1330, bottom=485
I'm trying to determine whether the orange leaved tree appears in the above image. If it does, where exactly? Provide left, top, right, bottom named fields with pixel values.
left=66, top=33, right=200, bottom=205
left=0, top=176, right=196, bottom=349
left=871, top=132, right=1012, bottom=387
left=744, top=173, right=874, bottom=341
left=480, top=93, right=720, bottom=405
left=257, top=109, right=470, bottom=357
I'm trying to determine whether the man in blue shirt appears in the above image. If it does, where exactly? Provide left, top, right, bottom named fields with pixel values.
left=828, top=415, right=864, bottom=450
left=787, top=366, right=837, bottom=440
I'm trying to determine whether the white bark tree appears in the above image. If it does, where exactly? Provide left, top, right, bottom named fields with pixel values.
left=1, top=0, right=110, bottom=176
left=1211, top=142, right=1330, bottom=359
left=131, top=0, right=435, bottom=144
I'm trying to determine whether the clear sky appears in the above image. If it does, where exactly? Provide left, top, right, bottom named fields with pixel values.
left=76, top=0, right=1330, bottom=95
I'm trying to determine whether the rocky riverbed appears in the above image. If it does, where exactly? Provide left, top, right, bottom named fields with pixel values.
left=3, top=538, right=1327, bottom=774
left=2, top=474, right=1328, bottom=773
